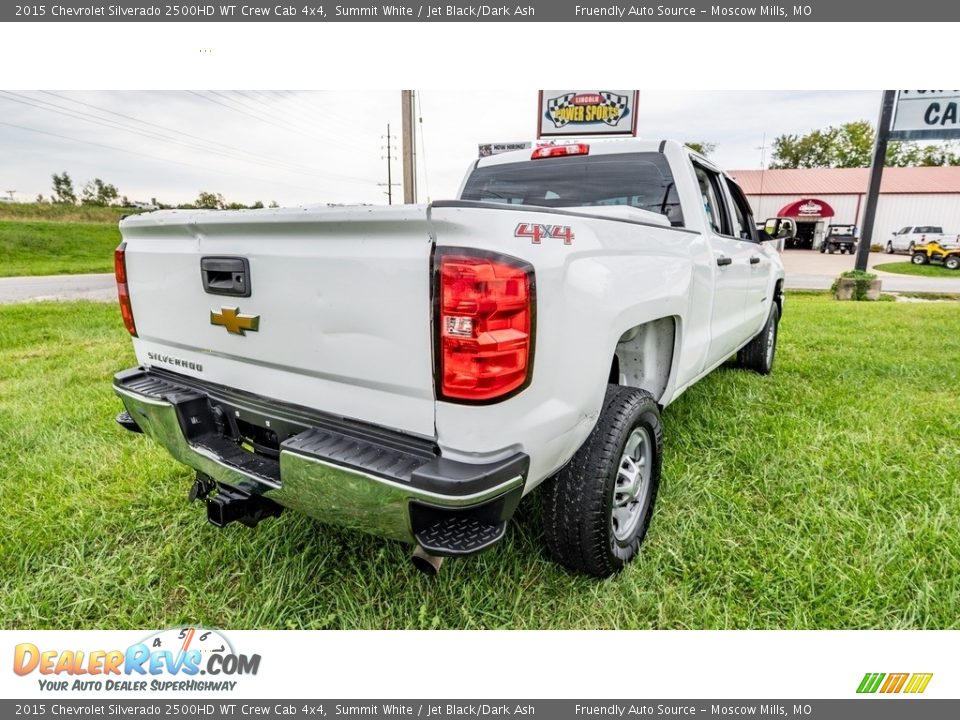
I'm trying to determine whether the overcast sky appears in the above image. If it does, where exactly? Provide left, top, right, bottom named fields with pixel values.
left=0, top=90, right=882, bottom=206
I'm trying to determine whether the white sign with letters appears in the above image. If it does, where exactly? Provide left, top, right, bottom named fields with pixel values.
left=891, top=91, right=960, bottom=139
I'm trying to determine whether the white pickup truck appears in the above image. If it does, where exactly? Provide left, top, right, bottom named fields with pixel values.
left=113, top=139, right=787, bottom=577
left=885, top=225, right=959, bottom=254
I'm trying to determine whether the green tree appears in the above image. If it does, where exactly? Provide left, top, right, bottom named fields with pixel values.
left=685, top=141, right=716, bottom=156
left=770, top=120, right=960, bottom=168
left=80, top=178, right=120, bottom=206
left=195, top=191, right=225, bottom=209
left=51, top=171, right=77, bottom=204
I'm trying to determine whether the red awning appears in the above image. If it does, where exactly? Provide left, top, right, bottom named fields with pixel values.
left=777, top=198, right=835, bottom=218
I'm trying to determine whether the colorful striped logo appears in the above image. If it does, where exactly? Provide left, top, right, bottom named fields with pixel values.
left=857, top=672, right=933, bottom=694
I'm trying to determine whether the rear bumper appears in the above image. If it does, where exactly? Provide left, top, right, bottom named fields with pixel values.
left=114, top=367, right=527, bottom=552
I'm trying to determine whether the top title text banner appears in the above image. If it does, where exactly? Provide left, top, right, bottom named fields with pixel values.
left=5, top=0, right=960, bottom=22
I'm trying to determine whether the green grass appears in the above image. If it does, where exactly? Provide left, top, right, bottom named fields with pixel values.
left=0, top=220, right=121, bottom=276
left=1, top=295, right=959, bottom=629
left=0, top=202, right=141, bottom=224
left=874, top=261, right=960, bottom=278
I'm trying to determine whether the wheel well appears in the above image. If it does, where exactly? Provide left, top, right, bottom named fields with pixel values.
left=609, top=317, right=676, bottom=403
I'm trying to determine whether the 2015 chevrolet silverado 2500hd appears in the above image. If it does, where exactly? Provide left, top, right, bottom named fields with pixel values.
left=112, top=139, right=788, bottom=577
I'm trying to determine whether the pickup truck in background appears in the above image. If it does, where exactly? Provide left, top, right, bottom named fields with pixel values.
left=885, top=225, right=959, bottom=254
left=113, top=139, right=788, bottom=578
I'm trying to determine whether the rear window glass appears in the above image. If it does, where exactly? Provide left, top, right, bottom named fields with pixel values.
left=460, top=152, right=684, bottom=227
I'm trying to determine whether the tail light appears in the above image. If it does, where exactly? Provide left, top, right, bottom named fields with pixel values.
left=114, top=242, right=137, bottom=337
left=531, top=143, right=589, bottom=159
left=436, top=250, right=535, bottom=402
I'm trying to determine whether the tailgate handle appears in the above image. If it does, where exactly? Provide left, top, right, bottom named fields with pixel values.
left=201, top=257, right=251, bottom=297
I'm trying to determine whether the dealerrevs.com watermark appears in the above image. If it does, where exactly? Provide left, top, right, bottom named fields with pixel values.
left=13, top=628, right=261, bottom=693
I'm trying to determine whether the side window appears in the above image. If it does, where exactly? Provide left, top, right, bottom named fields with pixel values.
left=693, top=164, right=731, bottom=236
left=726, top=178, right=758, bottom=242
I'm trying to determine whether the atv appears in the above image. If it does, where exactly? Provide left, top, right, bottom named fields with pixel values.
left=911, top=240, right=960, bottom=270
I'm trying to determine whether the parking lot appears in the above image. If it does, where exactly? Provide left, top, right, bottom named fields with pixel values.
left=781, top=249, right=960, bottom=292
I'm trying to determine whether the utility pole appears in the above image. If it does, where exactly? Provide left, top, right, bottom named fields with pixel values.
left=401, top=90, right=417, bottom=204
left=854, top=90, right=896, bottom=273
left=4, top=190, right=15, bottom=201
left=379, top=124, right=399, bottom=205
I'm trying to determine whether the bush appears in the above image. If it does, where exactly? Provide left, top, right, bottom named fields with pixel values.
left=831, top=270, right=879, bottom=301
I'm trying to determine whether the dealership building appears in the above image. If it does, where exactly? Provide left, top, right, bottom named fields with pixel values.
left=730, top=166, right=960, bottom=249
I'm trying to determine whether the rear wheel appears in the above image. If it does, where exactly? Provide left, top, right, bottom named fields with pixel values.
left=945, top=256, right=960, bottom=270
left=736, top=303, right=780, bottom=375
left=542, top=385, right=662, bottom=578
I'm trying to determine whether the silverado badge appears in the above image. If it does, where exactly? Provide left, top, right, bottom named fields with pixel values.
left=210, top=306, right=260, bottom=336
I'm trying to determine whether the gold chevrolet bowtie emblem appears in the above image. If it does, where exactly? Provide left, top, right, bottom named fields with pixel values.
left=210, top=306, right=260, bottom=335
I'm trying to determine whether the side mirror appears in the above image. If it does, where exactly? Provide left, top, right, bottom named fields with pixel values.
left=763, top=217, right=796, bottom=240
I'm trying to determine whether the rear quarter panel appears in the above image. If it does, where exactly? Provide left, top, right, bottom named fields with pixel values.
left=429, top=204, right=713, bottom=490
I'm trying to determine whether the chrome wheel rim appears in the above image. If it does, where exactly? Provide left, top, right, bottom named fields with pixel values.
left=766, top=317, right=776, bottom=366
left=611, top=427, right=652, bottom=542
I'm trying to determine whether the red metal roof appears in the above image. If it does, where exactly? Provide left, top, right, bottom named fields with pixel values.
left=730, top=166, right=960, bottom=196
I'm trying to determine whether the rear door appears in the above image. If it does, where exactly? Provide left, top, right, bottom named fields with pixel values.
left=121, top=206, right=437, bottom=438
left=692, top=162, right=754, bottom=366
left=725, top=177, right=770, bottom=333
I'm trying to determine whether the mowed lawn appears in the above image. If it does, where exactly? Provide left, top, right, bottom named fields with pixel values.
left=0, top=220, right=121, bottom=277
left=0, top=295, right=958, bottom=630
left=874, top=261, right=960, bottom=278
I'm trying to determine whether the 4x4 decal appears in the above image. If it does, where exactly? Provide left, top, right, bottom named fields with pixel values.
left=515, top=222, right=575, bottom=245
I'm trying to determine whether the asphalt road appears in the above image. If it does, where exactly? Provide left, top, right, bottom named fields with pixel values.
left=0, top=272, right=116, bottom=304
left=1, top=250, right=959, bottom=304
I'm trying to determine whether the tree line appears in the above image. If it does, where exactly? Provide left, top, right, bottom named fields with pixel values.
left=38, top=172, right=277, bottom=210
left=691, top=122, right=960, bottom=168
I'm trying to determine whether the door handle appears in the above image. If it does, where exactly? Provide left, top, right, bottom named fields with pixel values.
left=201, top=256, right=251, bottom=297
left=749, top=256, right=761, bottom=264
left=716, top=256, right=733, bottom=267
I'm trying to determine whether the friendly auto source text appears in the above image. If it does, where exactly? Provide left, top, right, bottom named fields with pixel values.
left=574, top=5, right=810, bottom=17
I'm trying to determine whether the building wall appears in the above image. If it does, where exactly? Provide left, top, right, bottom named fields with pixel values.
left=746, top=192, right=960, bottom=245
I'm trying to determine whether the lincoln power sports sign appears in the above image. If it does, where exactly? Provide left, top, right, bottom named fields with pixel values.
left=537, top=90, right=639, bottom=138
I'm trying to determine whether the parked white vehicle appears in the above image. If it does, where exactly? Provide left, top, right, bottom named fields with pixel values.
left=885, top=225, right=959, bottom=254
left=112, top=139, right=788, bottom=577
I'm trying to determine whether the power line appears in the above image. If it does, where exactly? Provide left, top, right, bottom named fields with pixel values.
left=0, top=91, right=374, bottom=187
left=0, top=120, right=349, bottom=197
left=38, top=90, right=334, bottom=177
left=0, top=91, right=334, bottom=182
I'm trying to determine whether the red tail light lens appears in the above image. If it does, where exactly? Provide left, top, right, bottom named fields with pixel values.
left=531, top=143, right=590, bottom=159
left=114, top=242, right=137, bottom=337
left=437, top=251, right=534, bottom=402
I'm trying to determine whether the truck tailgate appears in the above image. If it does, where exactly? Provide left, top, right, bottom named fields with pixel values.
left=120, top=206, right=437, bottom=438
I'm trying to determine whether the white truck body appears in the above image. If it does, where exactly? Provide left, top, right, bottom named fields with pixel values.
left=887, top=225, right=959, bottom=252
left=113, top=139, right=785, bottom=574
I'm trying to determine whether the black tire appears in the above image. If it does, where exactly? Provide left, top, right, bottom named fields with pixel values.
left=945, top=256, right=960, bottom=270
left=542, top=385, right=663, bottom=578
left=912, top=253, right=928, bottom=265
left=736, top=303, right=780, bottom=375
left=885, top=241, right=894, bottom=254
